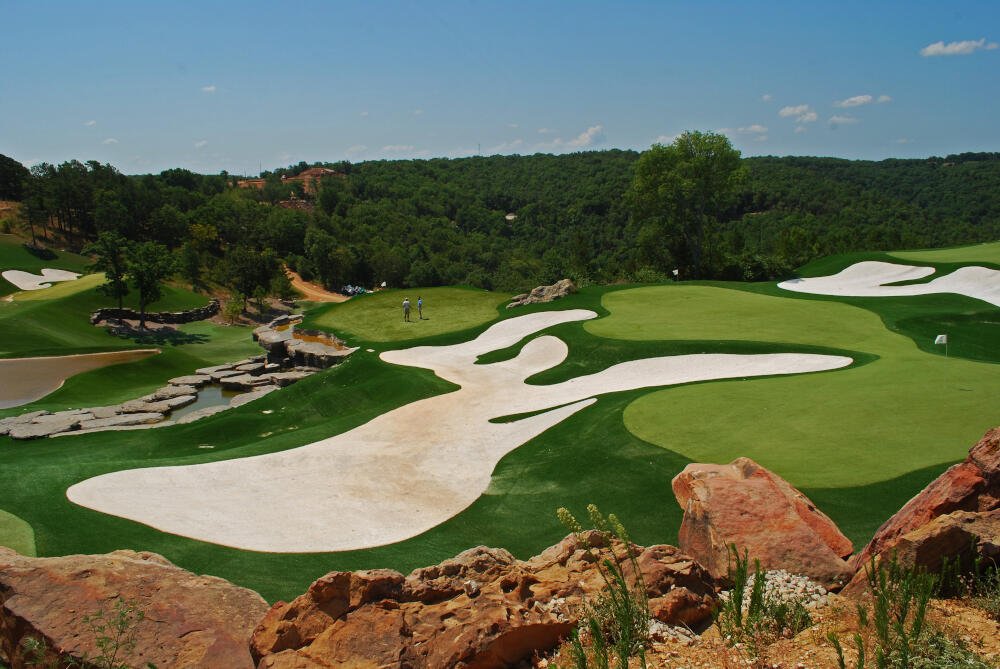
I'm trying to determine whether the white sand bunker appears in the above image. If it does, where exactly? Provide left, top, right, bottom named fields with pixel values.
left=778, top=261, right=1000, bottom=308
left=2, top=268, right=81, bottom=291
left=67, top=310, right=852, bottom=552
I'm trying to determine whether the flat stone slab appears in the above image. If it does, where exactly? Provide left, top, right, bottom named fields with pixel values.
left=175, top=405, right=230, bottom=425
left=265, top=371, right=314, bottom=387
left=82, top=406, right=121, bottom=420
left=195, top=364, right=233, bottom=375
left=229, top=386, right=279, bottom=408
left=220, top=374, right=271, bottom=390
left=78, top=413, right=164, bottom=430
left=0, top=411, right=51, bottom=427
left=8, top=415, right=86, bottom=439
left=234, top=362, right=265, bottom=374
left=210, top=369, right=243, bottom=381
left=144, top=385, right=197, bottom=401
left=168, top=374, right=212, bottom=387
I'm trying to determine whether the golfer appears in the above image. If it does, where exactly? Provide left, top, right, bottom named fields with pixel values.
left=402, top=297, right=411, bottom=322
left=417, top=296, right=423, bottom=320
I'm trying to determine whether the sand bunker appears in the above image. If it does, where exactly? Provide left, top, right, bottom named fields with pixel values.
left=2, top=268, right=81, bottom=291
left=0, top=350, right=160, bottom=409
left=67, top=310, right=852, bottom=552
left=778, top=261, right=1000, bottom=307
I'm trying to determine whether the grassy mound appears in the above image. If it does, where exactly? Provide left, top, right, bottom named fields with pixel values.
left=890, top=240, right=1000, bottom=265
left=0, top=508, right=36, bottom=556
left=303, top=286, right=511, bottom=344
left=0, top=235, right=92, bottom=297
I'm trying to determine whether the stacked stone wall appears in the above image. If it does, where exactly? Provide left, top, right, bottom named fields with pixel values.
left=90, top=299, right=220, bottom=325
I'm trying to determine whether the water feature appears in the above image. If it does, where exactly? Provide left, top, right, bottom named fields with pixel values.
left=167, top=384, right=243, bottom=422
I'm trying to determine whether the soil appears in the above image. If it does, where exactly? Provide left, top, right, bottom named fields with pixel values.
left=284, top=267, right=349, bottom=302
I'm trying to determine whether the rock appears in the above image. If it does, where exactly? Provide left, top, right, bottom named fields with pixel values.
left=229, top=386, right=279, bottom=408
left=144, top=384, right=198, bottom=401
left=672, top=457, right=854, bottom=588
left=506, top=279, right=576, bottom=309
left=234, top=362, right=266, bottom=375
left=7, top=413, right=87, bottom=440
left=195, top=364, right=233, bottom=375
left=251, top=535, right=716, bottom=668
left=118, top=395, right=196, bottom=414
left=210, top=369, right=244, bottom=382
left=77, top=413, right=164, bottom=430
left=175, top=405, right=230, bottom=424
left=283, top=340, right=355, bottom=369
left=843, top=509, right=1000, bottom=596
left=220, top=374, right=272, bottom=390
left=167, top=374, right=212, bottom=387
left=852, top=426, right=1000, bottom=570
left=0, top=547, right=267, bottom=669
left=265, top=371, right=314, bottom=387
left=0, top=410, right=51, bottom=427
left=264, top=362, right=281, bottom=372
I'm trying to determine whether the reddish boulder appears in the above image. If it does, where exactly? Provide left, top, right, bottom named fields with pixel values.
left=672, top=457, right=853, bottom=588
left=251, top=535, right=717, bottom=668
left=0, top=548, right=268, bottom=669
left=843, top=509, right=1000, bottom=597
left=852, top=427, right=1000, bottom=570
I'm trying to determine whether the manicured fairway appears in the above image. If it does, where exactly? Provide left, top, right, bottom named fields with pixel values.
left=589, top=285, right=1000, bottom=487
left=0, top=235, right=91, bottom=296
left=304, top=286, right=511, bottom=343
left=890, top=240, right=1000, bottom=265
left=0, top=508, right=35, bottom=556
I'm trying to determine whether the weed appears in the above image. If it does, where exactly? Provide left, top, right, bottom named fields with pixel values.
left=556, top=505, right=650, bottom=669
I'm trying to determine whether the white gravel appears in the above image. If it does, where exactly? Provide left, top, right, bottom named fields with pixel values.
left=67, top=309, right=852, bottom=553
left=778, top=260, right=1000, bottom=308
left=2, top=268, right=81, bottom=291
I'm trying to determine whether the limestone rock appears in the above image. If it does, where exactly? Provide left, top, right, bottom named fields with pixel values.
left=0, top=411, right=51, bottom=436
left=167, top=374, right=212, bottom=387
left=229, top=386, right=279, bottom=408
left=507, top=279, right=576, bottom=309
left=118, top=395, right=196, bottom=414
left=195, top=364, right=233, bottom=375
left=265, top=370, right=314, bottom=387
left=175, top=405, right=230, bottom=424
left=7, top=413, right=86, bottom=440
left=0, top=547, right=267, bottom=669
left=144, top=384, right=197, bottom=401
left=235, top=362, right=265, bottom=375
left=852, top=426, right=1000, bottom=570
left=251, top=535, right=716, bottom=668
left=672, top=457, right=853, bottom=588
left=220, top=373, right=272, bottom=390
left=210, top=369, right=243, bottom=382
left=77, top=412, right=164, bottom=430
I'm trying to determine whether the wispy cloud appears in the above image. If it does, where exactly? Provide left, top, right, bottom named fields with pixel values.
left=507, top=123, right=519, bottom=128
left=877, top=95, right=892, bottom=103
left=753, top=135, right=768, bottom=142
left=383, top=144, right=415, bottom=153
left=738, top=124, right=768, bottom=134
left=760, top=93, right=773, bottom=102
left=102, top=138, right=118, bottom=145
left=655, top=133, right=680, bottom=145
left=833, top=94, right=873, bottom=108
left=346, top=144, right=367, bottom=153
left=829, top=115, right=861, bottom=126
left=538, top=127, right=553, bottom=134
left=83, top=120, right=96, bottom=127
left=360, top=111, right=369, bottom=117
left=566, top=124, right=605, bottom=148
left=201, top=85, right=216, bottom=93
left=779, top=104, right=818, bottom=123
left=920, top=38, right=998, bottom=56
left=794, top=126, right=808, bottom=134
left=194, top=140, right=208, bottom=149
left=486, top=139, right=524, bottom=154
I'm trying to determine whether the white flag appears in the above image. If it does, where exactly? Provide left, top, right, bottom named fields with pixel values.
left=934, top=334, right=948, bottom=345
left=381, top=281, right=387, bottom=287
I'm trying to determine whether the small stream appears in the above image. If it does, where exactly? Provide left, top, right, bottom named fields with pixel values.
left=167, top=384, right=244, bottom=421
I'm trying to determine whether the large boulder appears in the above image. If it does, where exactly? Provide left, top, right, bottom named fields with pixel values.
left=672, top=457, right=854, bottom=588
left=506, top=279, right=576, bottom=309
left=0, top=548, right=268, bottom=669
left=251, top=534, right=716, bottom=668
left=852, top=427, right=1000, bottom=570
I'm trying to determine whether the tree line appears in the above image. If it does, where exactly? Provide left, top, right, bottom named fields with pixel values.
left=1, top=147, right=998, bottom=302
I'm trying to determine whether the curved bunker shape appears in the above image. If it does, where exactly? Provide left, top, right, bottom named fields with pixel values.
left=0, top=350, right=160, bottom=409
left=2, top=268, right=81, bottom=291
left=67, top=310, right=852, bottom=553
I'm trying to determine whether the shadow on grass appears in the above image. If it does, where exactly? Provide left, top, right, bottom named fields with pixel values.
left=119, top=330, right=210, bottom=347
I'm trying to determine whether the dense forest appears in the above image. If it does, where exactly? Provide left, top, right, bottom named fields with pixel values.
left=1, top=149, right=998, bottom=298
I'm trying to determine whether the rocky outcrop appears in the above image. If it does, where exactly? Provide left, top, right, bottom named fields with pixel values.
left=507, top=279, right=576, bottom=309
left=852, top=427, right=1000, bottom=570
left=0, top=547, right=268, bottom=669
left=252, top=315, right=357, bottom=369
left=90, top=299, right=220, bottom=326
left=251, top=534, right=716, bottom=668
left=672, top=457, right=854, bottom=588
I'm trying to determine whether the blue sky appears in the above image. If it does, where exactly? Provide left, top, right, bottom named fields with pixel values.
left=2, top=1, right=998, bottom=175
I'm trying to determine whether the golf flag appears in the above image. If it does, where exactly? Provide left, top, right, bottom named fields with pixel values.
left=935, top=334, right=948, bottom=345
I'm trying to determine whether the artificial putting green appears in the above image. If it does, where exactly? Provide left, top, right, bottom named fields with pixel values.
left=588, top=285, right=1000, bottom=488
left=0, top=508, right=36, bottom=556
left=304, top=286, right=511, bottom=344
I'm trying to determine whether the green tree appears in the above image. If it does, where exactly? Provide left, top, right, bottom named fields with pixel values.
left=127, top=241, right=175, bottom=329
left=630, top=131, right=744, bottom=278
left=83, top=231, right=131, bottom=309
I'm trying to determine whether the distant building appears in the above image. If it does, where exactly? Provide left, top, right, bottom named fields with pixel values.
left=236, top=167, right=345, bottom=194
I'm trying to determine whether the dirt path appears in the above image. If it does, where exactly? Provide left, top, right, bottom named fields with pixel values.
left=285, top=268, right=349, bottom=303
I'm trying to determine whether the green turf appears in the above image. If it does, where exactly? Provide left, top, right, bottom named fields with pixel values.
left=0, top=235, right=92, bottom=297
left=303, top=286, right=511, bottom=344
left=890, top=241, right=1000, bottom=265
left=0, top=508, right=36, bottom=556
left=587, top=285, right=999, bottom=488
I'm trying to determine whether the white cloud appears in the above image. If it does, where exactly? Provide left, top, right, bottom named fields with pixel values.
left=895, top=138, right=913, bottom=144
left=83, top=120, right=96, bottom=127
left=346, top=144, right=367, bottom=153
left=760, top=93, right=773, bottom=102
left=412, top=109, right=423, bottom=115
left=102, top=138, right=118, bottom=144
left=833, top=94, right=873, bottom=108
left=920, top=38, right=999, bottom=56
left=794, top=126, right=808, bottom=134
left=486, top=139, right=524, bottom=154
left=829, top=115, right=861, bottom=125
left=194, top=140, right=208, bottom=149
left=877, top=95, right=892, bottom=103
left=566, top=124, right=605, bottom=148
left=753, top=135, right=768, bottom=142
left=538, top=127, right=553, bottom=134
left=201, top=85, right=216, bottom=93
left=738, top=124, right=768, bottom=134
left=779, top=105, right=818, bottom=123
left=382, top=144, right=414, bottom=153
left=655, top=134, right=680, bottom=145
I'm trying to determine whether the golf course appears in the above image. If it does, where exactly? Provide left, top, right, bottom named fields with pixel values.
left=1, top=236, right=999, bottom=603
